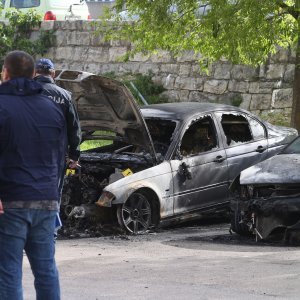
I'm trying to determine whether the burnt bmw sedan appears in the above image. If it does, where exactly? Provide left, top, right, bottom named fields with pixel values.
left=230, top=136, right=300, bottom=244
left=56, top=70, right=297, bottom=234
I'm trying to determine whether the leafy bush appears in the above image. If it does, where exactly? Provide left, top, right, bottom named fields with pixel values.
left=124, top=73, right=166, bottom=105
left=101, top=71, right=167, bottom=105
left=230, top=95, right=243, bottom=107
left=260, top=111, right=291, bottom=127
left=0, top=9, right=53, bottom=64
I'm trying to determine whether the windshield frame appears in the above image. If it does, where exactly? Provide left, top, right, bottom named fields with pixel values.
left=280, top=136, right=300, bottom=154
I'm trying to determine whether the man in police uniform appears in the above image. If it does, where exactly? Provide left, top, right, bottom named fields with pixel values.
left=34, top=59, right=81, bottom=195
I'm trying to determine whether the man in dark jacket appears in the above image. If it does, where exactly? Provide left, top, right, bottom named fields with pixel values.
left=34, top=58, right=81, bottom=169
left=0, top=51, right=65, bottom=300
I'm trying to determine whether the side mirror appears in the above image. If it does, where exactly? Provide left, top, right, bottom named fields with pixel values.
left=178, top=162, right=192, bottom=180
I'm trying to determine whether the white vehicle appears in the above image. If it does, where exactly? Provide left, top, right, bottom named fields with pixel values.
left=1, top=0, right=91, bottom=21
left=56, top=71, right=297, bottom=235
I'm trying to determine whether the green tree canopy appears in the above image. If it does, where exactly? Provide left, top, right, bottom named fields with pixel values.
left=100, top=0, right=300, bottom=130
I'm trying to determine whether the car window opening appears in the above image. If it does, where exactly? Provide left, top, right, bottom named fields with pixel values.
left=248, top=117, right=266, bottom=140
left=221, top=114, right=253, bottom=146
left=180, top=116, right=217, bottom=157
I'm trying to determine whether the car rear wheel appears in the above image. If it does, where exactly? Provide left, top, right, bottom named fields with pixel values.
left=117, top=192, right=152, bottom=234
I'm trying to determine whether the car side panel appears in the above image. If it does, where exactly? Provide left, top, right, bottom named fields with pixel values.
left=108, top=161, right=174, bottom=219
left=170, top=113, right=230, bottom=215
left=171, top=148, right=229, bottom=215
left=223, top=140, right=269, bottom=181
left=214, top=111, right=269, bottom=181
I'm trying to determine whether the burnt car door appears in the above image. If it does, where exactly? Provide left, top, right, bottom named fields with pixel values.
left=215, top=112, right=269, bottom=181
left=170, top=114, right=229, bottom=215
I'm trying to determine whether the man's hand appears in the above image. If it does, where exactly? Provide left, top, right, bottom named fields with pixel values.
left=68, top=159, right=80, bottom=169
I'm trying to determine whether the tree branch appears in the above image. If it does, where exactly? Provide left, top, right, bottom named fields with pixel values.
left=276, top=0, right=299, bottom=20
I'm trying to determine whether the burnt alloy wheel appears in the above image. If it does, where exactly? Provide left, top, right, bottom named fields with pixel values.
left=230, top=209, right=251, bottom=236
left=117, top=192, right=152, bottom=234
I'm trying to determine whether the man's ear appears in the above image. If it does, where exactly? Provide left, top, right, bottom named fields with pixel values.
left=1, top=67, right=10, bottom=82
left=50, top=69, right=56, bottom=79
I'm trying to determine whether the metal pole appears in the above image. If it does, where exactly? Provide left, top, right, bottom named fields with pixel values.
left=129, top=81, right=149, bottom=106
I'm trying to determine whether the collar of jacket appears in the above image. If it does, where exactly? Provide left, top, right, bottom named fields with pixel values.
left=34, top=75, right=55, bottom=84
left=0, top=77, right=43, bottom=96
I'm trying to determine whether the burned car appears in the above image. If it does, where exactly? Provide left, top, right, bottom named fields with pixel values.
left=56, top=70, right=298, bottom=234
left=230, top=136, right=300, bottom=243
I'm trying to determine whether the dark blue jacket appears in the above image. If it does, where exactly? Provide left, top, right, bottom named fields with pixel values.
left=35, top=75, right=81, bottom=161
left=0, top=78, right=66, bottom=203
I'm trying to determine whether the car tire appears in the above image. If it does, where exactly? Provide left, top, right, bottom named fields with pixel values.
left=230, top=209, right=251, bottom=236
left=117, top=192, right=152, bottom=234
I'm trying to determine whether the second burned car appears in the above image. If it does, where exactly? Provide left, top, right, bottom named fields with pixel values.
left=56, top=70, right=297, bottom=234
left=230, top=136, right=300, bottom=244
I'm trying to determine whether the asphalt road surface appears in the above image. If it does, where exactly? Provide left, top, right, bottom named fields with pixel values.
left=23, top=220, right=300, bottom=300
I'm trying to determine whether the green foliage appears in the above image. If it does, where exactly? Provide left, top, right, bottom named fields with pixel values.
left=230, top=95, right=243, bottom=107
left=80, top=130, right=114, bottom=150
left=80, top=139, right=112, bottom=151
left=124, top=73, right=166, bottom=105
left=0, top=9, right=53, bottom=64
left=100, top=71, right=167, bottom=105
left=98, top=1, right=298, bottom=68
left=101, top=71, right=117, bottom=78
left=97, top=1, right=300, bottom=130
left=260, top=111, right=291, bottom=127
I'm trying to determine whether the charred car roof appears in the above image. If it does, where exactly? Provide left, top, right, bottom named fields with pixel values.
left=141, top=102, right=249, bottom=120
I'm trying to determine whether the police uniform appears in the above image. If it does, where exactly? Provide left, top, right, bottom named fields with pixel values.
left=35, top=75, right=81, bottom=161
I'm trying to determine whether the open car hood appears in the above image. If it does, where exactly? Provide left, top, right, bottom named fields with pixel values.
left=240, top=154, right=300, bottom=185
left=55, top=70, right=157, bottom=163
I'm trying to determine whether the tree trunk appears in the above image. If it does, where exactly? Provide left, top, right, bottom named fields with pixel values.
left=291, top=1, right=300, bottom=132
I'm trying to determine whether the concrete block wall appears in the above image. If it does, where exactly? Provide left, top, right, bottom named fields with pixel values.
left=40, top=21, right=295, bottom=121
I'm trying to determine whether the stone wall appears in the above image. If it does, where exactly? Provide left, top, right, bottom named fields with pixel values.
left=40, top=21, right=295, bottom=122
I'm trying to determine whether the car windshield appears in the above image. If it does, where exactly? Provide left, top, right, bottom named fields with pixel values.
left=281, top=136, right=300, bottom=154
left=145, top=118, right=177, bottom=156
left=10, top=0, right=40, bottom=8
left=80, top=118, right=177, bottom=158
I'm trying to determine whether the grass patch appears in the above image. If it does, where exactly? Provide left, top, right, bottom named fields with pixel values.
left=80, top=131, right=114, bottom=151
left=80, top=140, right=112, bottom=151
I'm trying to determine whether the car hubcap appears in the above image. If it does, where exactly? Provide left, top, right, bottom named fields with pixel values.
left=120, top=193, right=151, bottom=234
